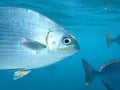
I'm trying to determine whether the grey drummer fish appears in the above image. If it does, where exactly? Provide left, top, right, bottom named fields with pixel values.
left=0, top=7, right=80, bottom=80
left=82, top=58, right=120, bottom=90
left=105, top=32, right=120, bottom=47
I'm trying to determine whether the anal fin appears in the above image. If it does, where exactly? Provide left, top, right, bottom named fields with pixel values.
left=14, top=70, right=31, bottom=80
left=101, top=80, right=113, bottom=90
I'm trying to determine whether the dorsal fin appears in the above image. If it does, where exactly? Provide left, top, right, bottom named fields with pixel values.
left=99, top=58, right=120, bottom=72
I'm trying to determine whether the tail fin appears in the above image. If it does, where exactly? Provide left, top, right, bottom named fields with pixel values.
left=82, top=58, right=96, bottom=85
left=104, top=32, right=112, bottom=47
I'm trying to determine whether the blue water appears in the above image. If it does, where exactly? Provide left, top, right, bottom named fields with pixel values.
left=0, top=0, right=120, bottom=90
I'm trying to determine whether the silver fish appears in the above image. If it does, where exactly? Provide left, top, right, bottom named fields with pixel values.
left=0, top=7, right=80, bottom=79
left=105, top=32, right=120, bottom=47
left=82, top=58, right=120, bottom=90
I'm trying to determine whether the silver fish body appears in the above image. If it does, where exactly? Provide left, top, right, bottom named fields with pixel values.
left=0, top=7, right=79, bottom=70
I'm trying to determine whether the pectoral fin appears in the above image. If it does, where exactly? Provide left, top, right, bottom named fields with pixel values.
left=14, top=70, right=31, bottom=80
left=21, top=38, right=46, bottom=50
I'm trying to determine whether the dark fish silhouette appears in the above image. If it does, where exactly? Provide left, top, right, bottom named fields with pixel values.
left=82, top=58, right=120, bottom=90
left=105, top=32, right=120, bottom=47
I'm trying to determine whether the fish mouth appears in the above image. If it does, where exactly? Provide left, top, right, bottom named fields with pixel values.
left=74, top=44, right=80, bottom=50
left=73, top=42, right=80, bottom=51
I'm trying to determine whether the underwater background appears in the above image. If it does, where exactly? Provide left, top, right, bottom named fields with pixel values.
left=0, top=0, right=120, bottom=90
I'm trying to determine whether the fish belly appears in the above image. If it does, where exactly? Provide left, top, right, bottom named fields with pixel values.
left=0, top=52, right=59, bottom=70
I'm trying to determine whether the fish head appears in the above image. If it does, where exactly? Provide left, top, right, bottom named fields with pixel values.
left=46, top=30, right=80, bottom=59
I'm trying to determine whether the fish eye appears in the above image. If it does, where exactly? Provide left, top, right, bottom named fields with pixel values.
left=63, top=37, right=72, bottom=45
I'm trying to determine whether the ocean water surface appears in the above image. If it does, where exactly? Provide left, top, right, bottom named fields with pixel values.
left=0, top=0, right=120, bottom=90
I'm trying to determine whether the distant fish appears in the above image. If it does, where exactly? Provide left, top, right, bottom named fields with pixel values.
left=82, top=58, right=120, bottom=90
left=105, top=32, right=120, bottom=47
left=0, top=7, right=80, bottom=80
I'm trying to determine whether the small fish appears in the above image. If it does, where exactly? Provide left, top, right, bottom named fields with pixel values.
left=105, top=32, right=120, bottom=47
left=82, top=58, right=120, bottom=90
left=0, top=7, right=80, bottom=80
